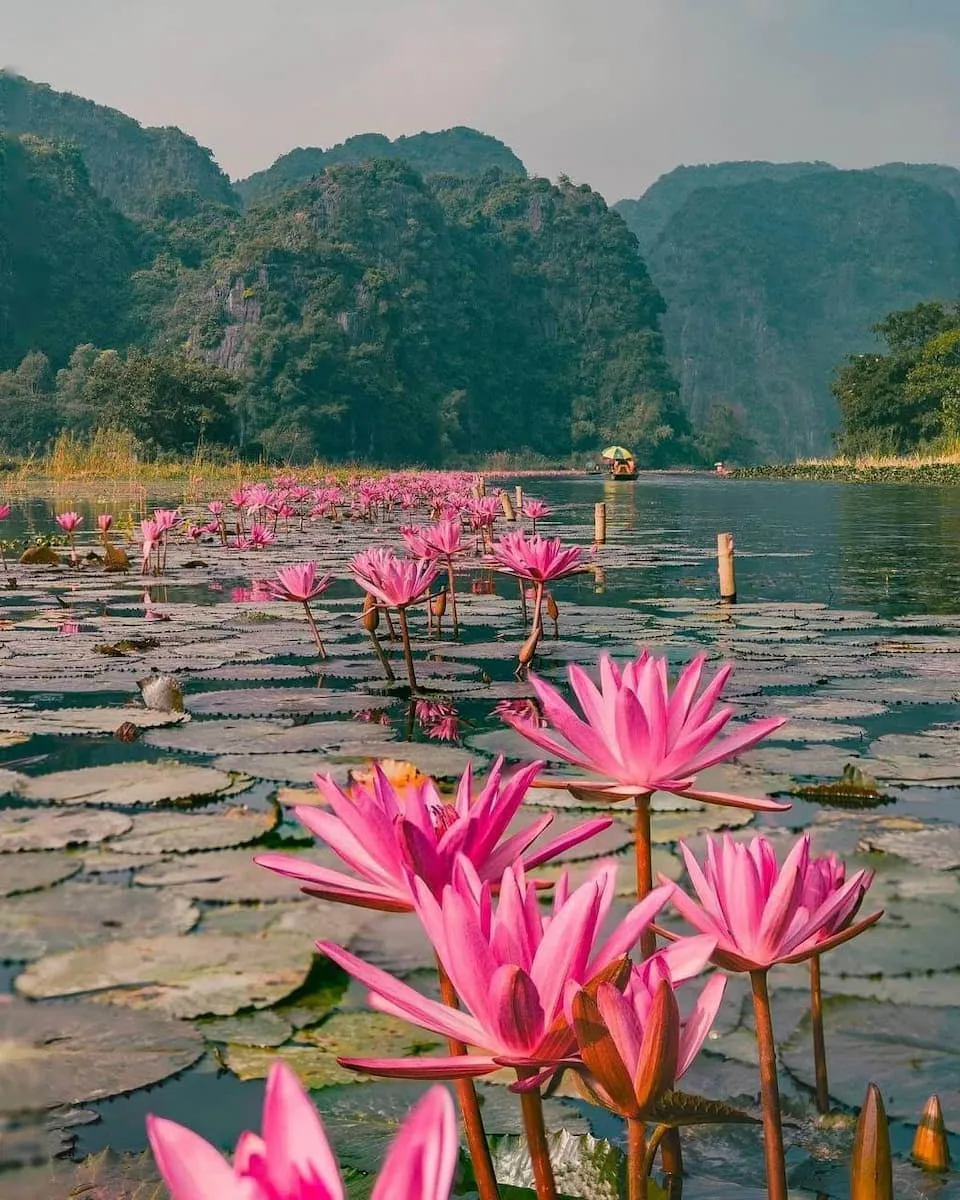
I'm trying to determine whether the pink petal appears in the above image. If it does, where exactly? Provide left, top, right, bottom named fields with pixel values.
left=260, top=1062, right=342, bottom=1196
left=670, top=787, right=791, bottom=813
left=254, top=854, right=408, bottom=911
left=521, top=817, right=614, bottom=871
left=684, top=715, right=788, bottom=774
left=591, top=883, right=673, bottom=971
left=677, top=973, right=727, bottom=1077
left=371, top=1086, right=458, bottom=1200
left=337, top=1055, right=498, bottom=1080
left=146, top=1115, right=239, bottom=1200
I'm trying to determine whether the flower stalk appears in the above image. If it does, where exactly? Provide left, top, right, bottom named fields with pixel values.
left=750, top=969, right=788, bottom=1200
left=517, top=1070, right=558, bottom=1200
left=810, top=953, right=830, bottom=1113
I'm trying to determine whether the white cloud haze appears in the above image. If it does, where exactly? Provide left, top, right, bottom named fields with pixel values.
left=4, top=0, right=959, bottom=198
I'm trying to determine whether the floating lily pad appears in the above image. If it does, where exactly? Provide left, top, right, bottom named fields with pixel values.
left=198, top=1010, right=293, bottom=1047
left=188, top=688, right=391, bottom=716
left=20, top=761, right=240, bottom=807
left=225, top=1010, right=444, bottom=1090
left=0, top=706, right=185, bottom=736
left=0, top=852, right=81, bottom=897
left=0, top=999, right=203, bottom=1112
left=0, top=880, right=198, bottom=960
left=738, top=745, right=864, bottom=779
left=779, top=997, right=960, bottom=1125
left=0, top=808, right=132, bottom=852
left=212, top=753, right=350, bottom=785
left=134, top=846, right=339, bottom=902
left=16, top=929, right=316, bottom=1017
left=106, top=806, right=278, bottom=855
left=145, top=717, right=395, bottom=756
left=860, top=824, right=960, bottom=871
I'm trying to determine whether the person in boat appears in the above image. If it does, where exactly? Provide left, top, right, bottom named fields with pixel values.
left=612, top=457, right=637, bottom=476
left=714, top=461, right=732, bottom=477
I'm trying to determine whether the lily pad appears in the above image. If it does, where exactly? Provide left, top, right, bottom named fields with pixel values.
left=779, top=997, right=960, bottom=1125
left=16, top=929, right=316, bottom=1017
left=145, top=717, right=395, bottom=756
left=0, top=999, right=203, bottom=1112
left=0, top=852, right=81, bottom=897
left=0, top=706, right=185, bottom=736
left=19, top=761, right=240, bottom=807
left=0, top=808, right=132, bottom=852
left=106, top=806, right=278, bottom=855
left=225, top=1010, right=444, bottom=1090
left=0, top=880, right=198, bottom=960
left=134, top=846, right=339, bottom=902
left=188, top=687, right=391, bottom=716
left=198, top=1010, right=293, bottom=1047
left=860, top=824, right=960, bottom=871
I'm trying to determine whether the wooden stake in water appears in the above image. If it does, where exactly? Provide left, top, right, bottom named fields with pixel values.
left=515, top=484, right=524, bottom=513
left=594, top=502, right=607, bottom=545
left=717, top=532, right=737, bottom=602
left=501, top=491, right=517, bottom=521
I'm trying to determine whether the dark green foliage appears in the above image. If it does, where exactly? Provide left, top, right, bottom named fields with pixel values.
left=0, top=71, right=237, bottom=218
left=833, top=301, right=960, bottom=454
left=0, top=135, right=140, bottom=370
left=614, top=161, right=837, bottom=255
left=235, top=127, right=526, bottom=208
left=136, top=163, right=686, bottom=465
left=647, top=172, right=960, bottom=459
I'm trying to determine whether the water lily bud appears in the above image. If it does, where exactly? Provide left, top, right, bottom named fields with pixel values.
left=545, top=592, right=559, bottom=622
left=361, top=592, right=379, bottom=632
left=911, top=1095, right=950, bottom=1172
left=851, top=1083, right=893, bottom=1200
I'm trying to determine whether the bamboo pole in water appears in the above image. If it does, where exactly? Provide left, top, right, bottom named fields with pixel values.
left=717, top=532, right=737, bottom=602
left=594, top=502, right=607, bottom=544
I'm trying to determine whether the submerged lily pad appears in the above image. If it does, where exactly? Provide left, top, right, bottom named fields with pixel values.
left=16, top=929, right=316, bottom=1017
left=188, top=688, right=390, bottom=717
left=106, top=806, right=278, bottom=855
left=779, top=997, right=960, bottom=1124
left=145, top=717, right=395, bottom=756
left=19, top=761, right=240, bottom=807
left=0, top=880, right=198, bottom=960
left=860, top=824, right=960, bottom=871
left=0, top=852, right=81, bottom=897
left=0, top=999, right=203, bottom=1112
left=198, top=1010, right=293, bottom=1047
left=0, top=808, right=132, bottom=852
left=225, top=1010, right=444, bottom=1090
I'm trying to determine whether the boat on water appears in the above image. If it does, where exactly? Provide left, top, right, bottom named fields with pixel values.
left=601, top=444, right=638, bottom=481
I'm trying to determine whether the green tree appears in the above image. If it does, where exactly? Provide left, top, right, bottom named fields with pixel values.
left=906, top=329, right=960, bottom=437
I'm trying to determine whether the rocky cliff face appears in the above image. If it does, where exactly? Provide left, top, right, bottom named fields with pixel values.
left=646, top=170, right=960, bottom=457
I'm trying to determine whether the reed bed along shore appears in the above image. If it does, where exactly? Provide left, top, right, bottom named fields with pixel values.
left=735, top=443, right=960, bottom=484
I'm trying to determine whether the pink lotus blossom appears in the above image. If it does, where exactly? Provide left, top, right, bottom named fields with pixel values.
left=0, top=504, right=10, bottom=521
left=320, top=859, right=672, bottom=1081
left=504, top=650, right=790, bottom=810
left=569, top=940, right=726, bottom=1117
left=350, top=547, right=438, bottom=609
left=152, top=508, right=180, bottom=533
left=140, top=518, right=160, bottom=573
left=207, top=500, right=225, bottom=516
left=266, top=562, right=332, bottom=603
left=493, top=530, right=583, bottom=583
left=256, top=757, right=611, bottom=912
left=663, top=833, right=882, bottom=972
left=522, top=499, right=553, bottom=521
left=55, top=511, right=82, bottom=533
left=147, top=1061, right=457, bottom=1200
left=97, top=514, right=113, bottom=533
left=58, top=621, right=80, bottom=636
left=247, top=523, right=276, bottom=549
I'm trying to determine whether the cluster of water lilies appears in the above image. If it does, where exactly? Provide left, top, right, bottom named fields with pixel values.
left=17, top=475, right=894, bottom=1197
left=145, top=642, right=883, bottom=1200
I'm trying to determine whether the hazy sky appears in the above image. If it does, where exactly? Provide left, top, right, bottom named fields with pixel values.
left=5, top=0, right=960, bottom=199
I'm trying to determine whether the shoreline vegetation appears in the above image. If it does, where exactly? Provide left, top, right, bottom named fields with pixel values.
left=733, top=444, right=960, bottom=484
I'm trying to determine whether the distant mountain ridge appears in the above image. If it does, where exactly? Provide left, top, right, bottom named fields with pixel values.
left=234, top=127, right=526, bottom=208
left=0, top=71, right=237, bottom=218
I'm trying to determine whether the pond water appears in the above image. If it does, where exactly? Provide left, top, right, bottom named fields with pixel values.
left=1, top=472, right=959, bottom=1199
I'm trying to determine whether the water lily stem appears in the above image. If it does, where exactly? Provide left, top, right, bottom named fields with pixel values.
left=634, top=793, right=656, bottom=959
left=660, top=1128, right=684, bottom=1196
left=367, top=628, right=395, bottom=683
left=516, top=1069, right=558, bottom=1200
left=436, top=962, right=500, bottom=1200
left=519, top=576, right=528, bottom=625
left=397, top=606, right=418, bottom=692
left=750, top=969, right=788, bottom=1200
left=627, top=1117, right=648, bottom=1200
left=447, top=558, right=460, bottom=637
left=302, top=601, right=327, bottom=658
left=810, top=953, right=830, bottom=1113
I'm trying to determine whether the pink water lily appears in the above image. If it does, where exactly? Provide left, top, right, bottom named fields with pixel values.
left=493, top=530, right=583, bottom=583
left=147, top=1060, right=457, bottom=1199
left=256, top=757, right=611, bottom=912
left=55, top=510, right=82, bottom=533
left=266, top=562, right=333, bottom=603
left=351, top=546, right=438, bottom=609
left=504, top=650, right=789, bottom=810
left=97, top=513, right=113, bottom=533
left=664, top=833, right=882, bottom=972
left=570, top=939, right=726, bottom=1118
left=319, top=859, right=672, bottom=1082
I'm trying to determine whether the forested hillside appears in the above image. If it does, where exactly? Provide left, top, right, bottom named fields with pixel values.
left=0, top=72, right=237, bottom=217
left=234, top=127, right=526, bottom=208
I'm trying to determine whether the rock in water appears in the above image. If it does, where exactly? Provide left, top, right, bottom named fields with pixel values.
left=138, top=674, right=184, bottom=713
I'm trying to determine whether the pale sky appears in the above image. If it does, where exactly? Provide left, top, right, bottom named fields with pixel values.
left=4, top=0, right=959, bottom=199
